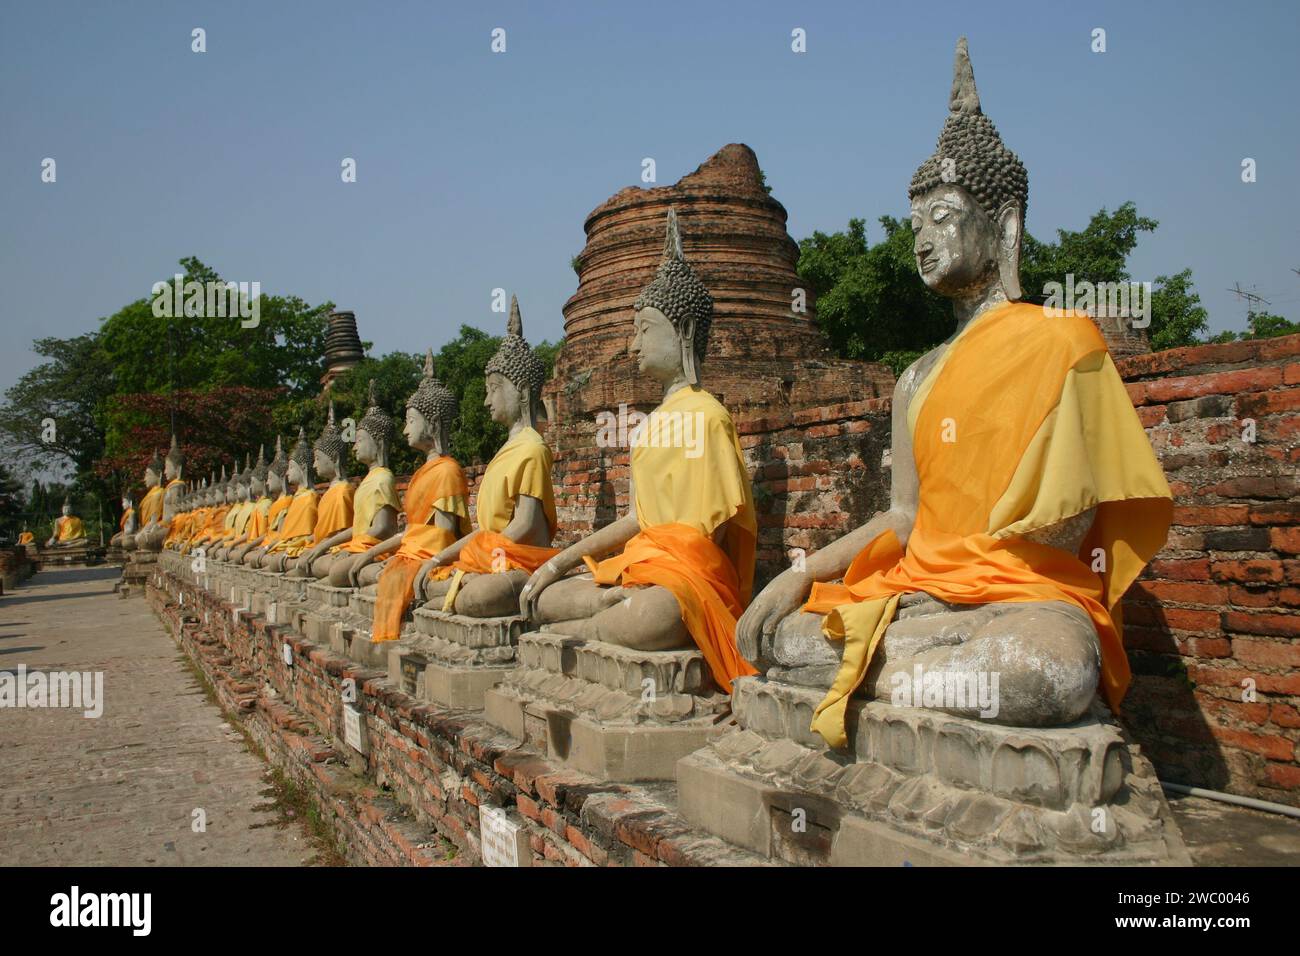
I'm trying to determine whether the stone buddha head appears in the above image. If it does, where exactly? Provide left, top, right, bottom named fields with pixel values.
left=165, top=434, right=185, bottom=482
left=355, top=379, right=394, bottom=468
left=404, top=349, right=457, bottom=455
left=121, top=492, right=133, bottom=512
left=484, top=295, right=546, bottom=431
left=909, top=37, right=1027, bottom=306
left=249, top=445, right=269, bottom=498
left=232, top=454, right=251, bottom=502
left=289, top=427, right=314, bottom=489
left=313, top=401, right=346, bottom=481
left=145, top=449, right=163, bottom=489
left=631, top=208, right=713, bottom=388
left=267, top=436, right=288, bottom=495
left=61, top=497, right=72, bottom=517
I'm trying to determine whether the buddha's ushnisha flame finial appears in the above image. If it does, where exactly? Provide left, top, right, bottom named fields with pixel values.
left=358, top=378, right=395, bottom=445
left=166, top=433, right=185, bottom=469
left=408, top=346, right=458, bottom=427
left=909, top=37, right=1028, bottom=222
left=314, top=399, right=345, bottom=460
left=484, top=295, right=547, bottom=393
left=290, top=426, right=313, bottom=480
left=269, top=435, right=288, bottom=479
left=633, top=207, right=714, bottom=362
left=252, top=443, right=269, bottom=481
left=148, top=448, right=164, bottom=475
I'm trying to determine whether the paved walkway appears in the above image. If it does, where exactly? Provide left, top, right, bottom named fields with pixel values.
left=0, top=565, right=315, bottom=866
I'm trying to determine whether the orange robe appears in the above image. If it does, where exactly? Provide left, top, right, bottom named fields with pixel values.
left=804, top=303, right=1172, bottom=747
left=118, top=508, right=134, bottom=533
left=330, top=469, right=396, bottom=555
left=266, top=489, right=321, bottom=556
left=301, top=482, right=354, bottom=550
left=18, top=531, right=34, bottom=546
left=431, top=426, right=561, bottom=607
left=584, top=386, right=758, bottom=693
left=253, top=494, right=293, bottom=548
left=371, top=456, right=472, bottom=641
left=137, top=485, right=165, bottom=527
left=189, top=506, right=230, bottom=549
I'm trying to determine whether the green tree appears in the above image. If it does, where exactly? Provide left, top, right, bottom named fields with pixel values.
left=1244, top=310, right=1300, bottom=339
left=1018, top=202, right=1159, bottom=299
left=1147, top=269, right=1210, bottom=350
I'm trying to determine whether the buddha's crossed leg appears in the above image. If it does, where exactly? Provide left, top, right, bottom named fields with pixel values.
left=532, top=575, right=691, bottom=651
left=769, top=592, right=1100, bottom=727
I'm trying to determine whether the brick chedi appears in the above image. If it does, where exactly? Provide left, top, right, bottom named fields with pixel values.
left=321, top=309, right=365, bottom=389
left=550, top=143, right=892, bottom=418
left=545, top=144, right=896, bottom=575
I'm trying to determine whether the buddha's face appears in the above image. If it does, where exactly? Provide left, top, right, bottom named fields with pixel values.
left=354, top=428, right=377, bottom=464
left=484, top=372, right=521, bottom=427
left=910, top=185, right=1000, bottom=298
left=630, top=307, right=681, bottom=383
left=313, top=449, right=334, bottom=479
left=145, top=467, right=160, bottom=488
left=404, top=407, right=431, bottom=450
left=268, top=471, right=283, bottom=494
left=251, top=477, right=265, bottom=497
left=121, top=496, right=130, bottom=510
left=287, top=461, right=305, bottom=487
left=165, top=458, right=179, bottom=481
left=62, top=504, right=72, bottom=517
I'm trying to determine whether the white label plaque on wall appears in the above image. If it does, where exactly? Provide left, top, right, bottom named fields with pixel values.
left=480, top=806, right=530, bottom=867
left=343, top=703, right=364, bottom=753
left=267, top=601, right=278, bottom=625
left=282, top=641, right=293, bottom=667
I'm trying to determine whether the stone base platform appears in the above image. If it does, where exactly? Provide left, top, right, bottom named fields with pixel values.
left=676, top=677, right=1191, bottom=866
left=383, top=608, right=524, bottom=710
left=39, top=544, right=105, bottom=567
left=119, top=551, right=159, bottom=591
left=484, top=631, right=730, bottom=782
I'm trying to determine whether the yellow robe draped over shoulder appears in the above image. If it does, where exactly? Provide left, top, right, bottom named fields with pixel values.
left=256, top=494, right=293, bottom=548
left=585, top=385, right=759, bottom=692
left=18, top=531, right=34, bottom=546
left=266, top=489, right=321, bottom=557
left=804, top=302, right=1173, bottom=748
left=330, top=468, right=398, bottom=554
left=434, top=427, right=561, bottom=607
left=137, top=485, right=165, bottom=527
left=54, top=515, right=85, bottom=541
left=371, top=455, right=472, bottom=641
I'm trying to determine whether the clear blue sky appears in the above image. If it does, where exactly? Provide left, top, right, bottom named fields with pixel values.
left=3, top=0, right=1298, bottom=397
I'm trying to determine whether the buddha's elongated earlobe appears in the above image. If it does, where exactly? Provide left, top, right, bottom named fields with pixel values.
left=679, top=315, right=699, bottom=386
left=997, top=200, right=1022, bottom=301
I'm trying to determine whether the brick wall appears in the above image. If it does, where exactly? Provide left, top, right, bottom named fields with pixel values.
left=1117, top=334, right=1300, bottom=804
left=147, top=576, right=762, bottom=867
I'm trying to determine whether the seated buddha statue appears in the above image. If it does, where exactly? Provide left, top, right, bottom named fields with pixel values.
left=303, top=381, right=401, bottom=586
left=238, top=437, right=293, bottom=566
left=213, top=455, right=256, bottom=562
left=736, top=38, right=1174, bottom=748
left=123, top=450, right=165, bottom=552
left=284, top=401, right=357, bottom=579
left=224, top=446, right=275, bottom=563
left=261, top=429, right=322, bottom=572
left=519, top=210, right=758, bottom=694
left=137, top=435, right=187, bottom=552
left=188, top=467, right=233, bottom=555
left=415, top=297, right=560, bottom=618
left=164, top=482, right=199, bottom=551
left=46, top=497, right=88, bottom=549
left=110, top=493, right=136, bottom=549
left=170, top=478, right=211, bottom=553
left=18, top=526, right=35, bottom=547
left=347, top=350, right=473, bottom=640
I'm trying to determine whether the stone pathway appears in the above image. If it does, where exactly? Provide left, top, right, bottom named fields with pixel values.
left=0, top=565, right=316, bottom=866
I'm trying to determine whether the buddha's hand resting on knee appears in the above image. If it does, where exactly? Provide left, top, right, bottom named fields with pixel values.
left=413, top=557, right=442, bottom=600
left=348, top=553, right=375, bottom=588
left=519, top=559, right=564, bottom=621
left=735, top=569, right=812, bottom=663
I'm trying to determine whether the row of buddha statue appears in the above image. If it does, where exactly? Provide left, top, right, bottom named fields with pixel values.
left=129, top=38, right=1174, bottom=744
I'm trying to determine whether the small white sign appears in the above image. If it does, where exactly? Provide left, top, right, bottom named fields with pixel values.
left=282, top=642, right=293, bottom=666
left=480, top=806, right=530, bottom=868
left=343, top=703, right=364, bottom=752
left=267, top=601, right=278, bottom=624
